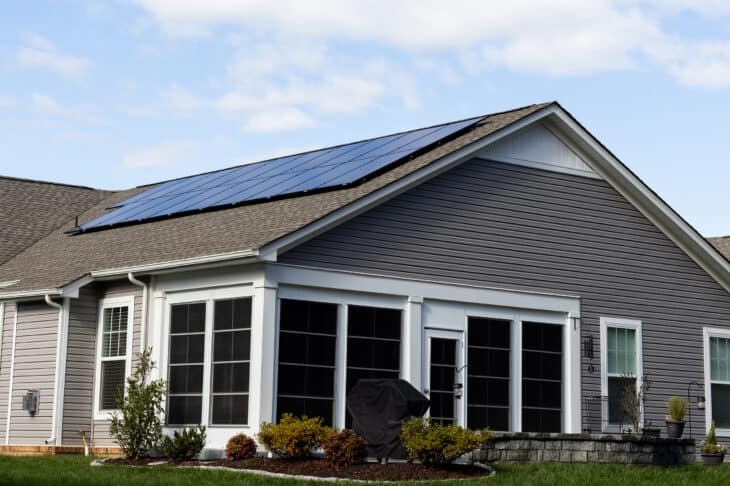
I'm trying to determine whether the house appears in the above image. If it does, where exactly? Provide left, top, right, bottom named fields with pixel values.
left=0, top=102, right=729, bottom=456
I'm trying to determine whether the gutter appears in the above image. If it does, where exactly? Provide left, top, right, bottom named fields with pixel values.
left=44, top=295, right=69, bottom=446
left=4, top=306, right=17, bottom=445
left=127, top=273, right=148, bottom=353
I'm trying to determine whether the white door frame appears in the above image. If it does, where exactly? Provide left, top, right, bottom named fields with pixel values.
left=423, top=327, right=465, bottom=427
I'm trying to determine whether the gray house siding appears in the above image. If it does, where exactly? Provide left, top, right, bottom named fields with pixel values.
left=0, top=302, right=16, bottom=443
left=61, top=287, right=98, bottom=446
left=6, top=301, right=59, bottom=444
left=280, top=159, right=730, bottom=438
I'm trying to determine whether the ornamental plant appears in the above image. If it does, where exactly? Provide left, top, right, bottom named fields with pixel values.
left=226, top=433, right=258, bottom=461
left=667, top=396, right=688, bottom=422
left=702, top=421, right=728, bottom=454
left=400, top=417, right=492, bottom=465
left=323, top=429, right=368, bottom=470
left=110, top=348, right=166, bottom=459
left=257, top=414, right=333, bottom=459
left=161, top=426, right=207, bottom=461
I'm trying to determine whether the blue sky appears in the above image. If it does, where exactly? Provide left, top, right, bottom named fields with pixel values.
left=0, top=1, right=729, bottom=236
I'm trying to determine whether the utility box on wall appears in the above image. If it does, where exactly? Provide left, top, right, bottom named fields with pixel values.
left=22, top=390, right=38, bottom=416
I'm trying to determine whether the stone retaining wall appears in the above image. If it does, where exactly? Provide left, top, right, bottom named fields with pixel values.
left=475, top=433, right=695, bottom=466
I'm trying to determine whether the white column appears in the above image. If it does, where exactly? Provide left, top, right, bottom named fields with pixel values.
left=564, top=315, right=582, bottom=433
left=149, top=293, right=167, bottom=381
left=334, top=304, right=348, bottom=429
left=510, top=319, right=522, bottom=432
left=404, top=296, right=423, bottom=391
left=250, top=282, right=278, bottom=428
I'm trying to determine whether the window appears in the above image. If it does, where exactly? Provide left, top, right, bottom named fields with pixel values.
left=211, top=298, right=252, bottom=425
left=167, top=302, right=205, bottom=425
left=467, top=317, right=510, bottom=431
left=276, top=299, right=338, bottom=426
left=705, top=329, right=730, bottom=431
left=522, top=322, right=562, bottom=432
left=600, top=318, right=641, bottom=430
left=94, top=298, right=133, bottom=416
left=346, top=305, right=401, bottom=425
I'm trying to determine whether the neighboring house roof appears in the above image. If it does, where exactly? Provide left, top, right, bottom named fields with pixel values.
left=0, top=177, right=108, bottom=267
left=0, top=103, right=548, bottom=294
left=709, top=236, right=730, bottom=261
left=0, top=101, right=728, bottom=297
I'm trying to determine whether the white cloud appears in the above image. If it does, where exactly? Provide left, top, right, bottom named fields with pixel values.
left=17, top=33, right=90, bottom=76
left=132, top=0, right=730, bottom=88
left=242, top=108, right=317, bottom=133
left=121, top=140, right=200, bottom=169
left=163, top=84, right=206, bottom=111
left=32, top=93, right=69, bottom=114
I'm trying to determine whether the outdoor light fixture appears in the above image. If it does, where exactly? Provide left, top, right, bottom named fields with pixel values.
left=687, top=381, right=705, bottom=438
left=697, top=395, right=706, bottom=410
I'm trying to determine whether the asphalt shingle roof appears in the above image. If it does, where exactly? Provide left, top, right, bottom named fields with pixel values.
left=709, top=237, right=730, bottom=261
left=0, top=103, right=548, bottom=294
left=0, top=177, right=108, bottom=267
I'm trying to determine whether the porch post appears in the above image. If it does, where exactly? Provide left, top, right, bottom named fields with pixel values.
left=251, top=281, right=278, bottom=428
left=404, top=296, right=423, bottom=391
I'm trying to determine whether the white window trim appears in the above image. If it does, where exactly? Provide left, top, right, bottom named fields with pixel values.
left=703, top=327, right=730, bottom=437
left=599, top=317, right=643, bottom=432
left=93, top=296, right=135, bottom=421
left=162, top=285, right=255, bottom=443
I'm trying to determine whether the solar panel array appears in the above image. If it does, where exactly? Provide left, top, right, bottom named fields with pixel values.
left=77, top=115, right=485, bottom=232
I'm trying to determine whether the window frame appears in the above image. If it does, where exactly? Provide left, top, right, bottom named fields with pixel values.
left=163, top=286, right=254, bottom=430
left=704, top=327, right=730, bottom=437
left=93, top=296, right=135, bottom=420
left=599, top=317, right=643, bottom=432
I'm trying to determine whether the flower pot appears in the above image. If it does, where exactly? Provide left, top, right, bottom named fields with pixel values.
left=701, top=452, right=725, bottom=465
left=665, top=420, right=685, bottom=439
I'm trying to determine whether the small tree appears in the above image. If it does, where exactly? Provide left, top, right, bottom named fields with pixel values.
left=110, top=348, right=166, bottom=459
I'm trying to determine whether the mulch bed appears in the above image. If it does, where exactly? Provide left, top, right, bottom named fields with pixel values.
left=104, top=456, right=491, bottom=481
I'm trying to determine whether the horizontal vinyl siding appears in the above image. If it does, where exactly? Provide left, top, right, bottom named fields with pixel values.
left=61, top=287, right=98, bottom=446
left=0, top=302, right=16, bottom=443
left=281, top=159, right=730, bottom=439
left=8, top=301, right=59, bottom=444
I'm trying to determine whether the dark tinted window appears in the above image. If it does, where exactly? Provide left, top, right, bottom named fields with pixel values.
left=522, top=322, right=562, bottom=433
left=276, top=299, right=338, bottom=426
left=467, top=317, right=510, bottom=431
left=167, top=303, right=206, bottom=425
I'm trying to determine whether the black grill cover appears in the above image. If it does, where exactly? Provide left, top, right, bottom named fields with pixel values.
left=346, top=379, right=430, bottom=459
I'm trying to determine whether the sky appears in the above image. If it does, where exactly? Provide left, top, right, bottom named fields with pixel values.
left=0, top=1, right=729, bottom=236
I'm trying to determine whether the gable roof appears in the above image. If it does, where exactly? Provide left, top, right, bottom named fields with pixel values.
left=710, top=237, right=730, bottom=261
left=0, top=103, right=549, bottom=296
left=0, top=177, right=108, bottom=267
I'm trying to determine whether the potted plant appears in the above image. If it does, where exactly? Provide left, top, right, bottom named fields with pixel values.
left=665, top=396, right=687, bottom=438
left=701, top=421, right=726, bottom=465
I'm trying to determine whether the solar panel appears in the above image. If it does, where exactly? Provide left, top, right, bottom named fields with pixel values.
left=76, top=115, right=485, bottom=233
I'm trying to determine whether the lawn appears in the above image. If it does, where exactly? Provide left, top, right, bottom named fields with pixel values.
left=1, top=455, right=729, bottom=486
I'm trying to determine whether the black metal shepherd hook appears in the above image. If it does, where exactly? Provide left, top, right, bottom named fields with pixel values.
left=687, top=381, right=706, bottom=439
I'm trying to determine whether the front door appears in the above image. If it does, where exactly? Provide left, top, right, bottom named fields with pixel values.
left=424, top=330, right=464, bottom=425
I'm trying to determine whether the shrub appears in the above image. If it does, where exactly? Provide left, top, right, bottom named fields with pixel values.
left=226, top=433, right=257, bottom=461
left=400, top=418, right=492, bottom=465
left=667, top=396, right=688, bottom=422
left=702, top=421, right=727, bottom=454
left=257, top=414, right=332, bottom=459
left=161, top=426, right=207, bottom=462
left=110, top=348, right=166, bottom=459
left=323, top=429, right=368, bottom=470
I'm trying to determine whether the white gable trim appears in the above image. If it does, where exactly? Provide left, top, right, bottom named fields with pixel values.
left=261, top=103, right=730, bottom=293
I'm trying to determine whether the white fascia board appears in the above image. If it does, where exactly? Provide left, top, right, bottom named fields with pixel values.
left=0, top=289, right=60, bottom=300
left=259, top=105, right=557, bottom=258
left=90, top=249, right=260, bottom=277
left=548, top=109, right=730, bottom=293
left=267, top=263, right=581, bottom=316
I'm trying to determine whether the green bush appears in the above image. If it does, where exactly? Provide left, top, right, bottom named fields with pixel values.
left=323, top=429, right=368, bottom=470
left=225, top=433, right=257, bottom=461
left=257, top=414, right=332, bottom=459
left=667, top=396, right=688, bottom=422
left=703, top=421, right=727, bottom=454
left=400, top=418, right=492, bottom=465
left=109, top=348, right=166, bottom=459
left=161, top=426, right=207, bottom=462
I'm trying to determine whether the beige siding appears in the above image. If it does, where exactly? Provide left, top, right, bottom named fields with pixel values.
left=61, top=287, right=98, bottom=446
left=8, top=301, right=59, bottom=444
left=0, top=302, right=17, bottom=443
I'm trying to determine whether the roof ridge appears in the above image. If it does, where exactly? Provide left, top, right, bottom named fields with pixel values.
left=135, top=102, right=552, bottom=189
left=0, top=175, right=103, bottom=192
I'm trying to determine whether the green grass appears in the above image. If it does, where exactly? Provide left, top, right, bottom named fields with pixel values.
left=1, top=455, right=730, bottom=486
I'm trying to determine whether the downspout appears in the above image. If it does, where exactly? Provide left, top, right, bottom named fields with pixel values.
left=44, top=294, right=67, bottom=445
left=127, top=273, right=147, bottom=353
left=5, top=304, right=17, bottom=445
